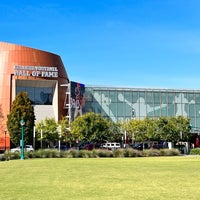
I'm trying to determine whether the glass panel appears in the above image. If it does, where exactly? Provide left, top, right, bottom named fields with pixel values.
left=117, top=102, right=124, bottom=117
left=154, top=107, right=161, bottom=117
left=168, top=93, right=174, bottom=103
left=188, top=93, right=195, bottom=103
left=190, top=117, right=196, bottom=128
left=91, top=102, right=101, bottom=113
left=196, top=117, right=200, bottom=128
left=84, top=90, right=93, bottom=101
left=124, top=91, right=131, bottom=102
left=189, top=104, right=195, bottom=117
left=146, top=92, right=153, bottom=103
left=43, top=88, right=53, bottom=104
left=27, top=87, right=34, bottom=104
left=184, top=103, right=189, bottom=117
left=93, top=90, right=101, bottom=103
left=147, top=100, right=154, bottom=117
left=132, top=91, right=138, bottom=104
left=110, top=103, right=117, bottom=118
left=117, top=91, right=124, bottom=103
left=84, top=103, right=93, bottom=113
left=110, top=91, right=117, bottom=103
left=101, top=90, right=108, bottom=97
left=154, top=92, right=160, bottom=104
left=161, top=92, right=167, bottom=104
left=161, top=105, right=167, bottom=116
left=100, top=91, right=111, bottom=117
left=168, top=104, right=174, bottom=116
left=16, top=86, right=26, bottom=93
left=16, top=86, right=53, bottom=105
left=139, top=98, right=146, bottom=118
left=139, top=91, right=145, bottom=99
left=101, top=90, right=109, bottom=105
left=195, top=93, right=200, bottom=104
left=195, top=105, right=200, bottom=118
left=125, top=103, right=131, bottom=117
left=147, top=110, right=154, bottom=117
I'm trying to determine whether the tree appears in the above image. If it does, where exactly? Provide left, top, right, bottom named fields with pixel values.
left=126, top=119, right=148, bottom=142
left=70, top=112, right=112, bottom=143
left=7, top=92, right=35, bottom=146
left=126, top=116, right=192, bottom=143
left=58, top=116, right=70, bottom=143
left=144, top=118, right=159, bottom=141
left=165, top=116, right=191, bottom=142
left=35, top=118, right=58, bottom=147
left=109, top=121, right=123, bottom=142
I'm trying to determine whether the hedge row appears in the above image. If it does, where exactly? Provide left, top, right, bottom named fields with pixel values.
left=190, top=148, right=200, bottom=155
left=0, top=148, right=180, bottom=161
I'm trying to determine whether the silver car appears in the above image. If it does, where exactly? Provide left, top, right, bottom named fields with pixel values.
left=10, top=145, right=34, bottom=153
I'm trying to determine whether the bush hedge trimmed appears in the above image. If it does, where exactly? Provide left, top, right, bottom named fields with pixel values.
left=190, top=148, right=200, bottom=155
left=0, top=148, right=181, bottom=161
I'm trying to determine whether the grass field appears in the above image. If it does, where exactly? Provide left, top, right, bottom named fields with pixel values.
left=0, top=156, right=200, bottom=200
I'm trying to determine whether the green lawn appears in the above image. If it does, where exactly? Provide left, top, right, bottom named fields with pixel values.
left=0, top=156, right=200, bottom=200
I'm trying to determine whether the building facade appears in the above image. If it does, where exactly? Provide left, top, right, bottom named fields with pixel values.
left=84, top=86, right=200, bottom=147
left=0, top=41, right=199, bottom=150
left=0, top=42, right=69, bottom=149
left=84, top=86, right=200, bottom=130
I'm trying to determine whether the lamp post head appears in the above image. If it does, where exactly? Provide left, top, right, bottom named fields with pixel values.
left=20, top=119, right=25, bottom=126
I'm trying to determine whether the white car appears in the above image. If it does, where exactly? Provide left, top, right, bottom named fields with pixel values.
left=10, top=145, right=34, bottom=153
left=102, top=142, right=121, bottom=150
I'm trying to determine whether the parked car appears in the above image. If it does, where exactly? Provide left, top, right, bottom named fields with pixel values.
left=101, top=142, right=121, bottom=150
left=151, top=143, right=164, bottom=149
left=54, top=145, right=69, bottom=151
left=131, top=143, right=144, bottom=151
left=79, top=143, right=101, bottom=150
left=10, top=145, right=34, bottom=153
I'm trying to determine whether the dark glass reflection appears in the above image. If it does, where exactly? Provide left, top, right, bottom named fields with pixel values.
left=16, top=87, right=53, bottom=105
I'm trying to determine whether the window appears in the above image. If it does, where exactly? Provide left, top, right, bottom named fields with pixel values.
left=16, top=86, right=53, bottom=105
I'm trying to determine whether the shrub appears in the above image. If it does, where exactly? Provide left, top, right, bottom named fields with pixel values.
left=97, top=149, right=113, bottom=157
left=0, top=154, right=6, bottom=161
left=124, top=148, right=141, bottom=157
left=86, top=150, right=95, bottom=158
left=10, top=152, right=20, bottom=159
left=43, top=149, right=53, bottom=158
left=91, top=149, right=99, bottom=158
left=4, top=150, right=11, bottom=161
left=142, top=149, right=161, bottom=157
left=51, top=149, right=61, bottom=158
left=113, top=148, right=124, bottom=157
left=32, top=149, right=46, bottom=158
left=46, top=149, right=61, bottom=158
left=58, top=150, right=72, bottom=158
left=26, top=151, right=34, bottom=158
left=78, top=150, right=90, bottom=158
left=160, top=149, right=180, bottom=156
left=167, top=149, right=180, bottom=156
left=2, top=147, right=181, bottom=160
left=68, top=149, right=79, bottom=158
left=190, top=148, right=200, bottom=155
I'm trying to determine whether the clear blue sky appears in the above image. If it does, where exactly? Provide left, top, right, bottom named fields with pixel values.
left=1, top=0, right=200, bottom=89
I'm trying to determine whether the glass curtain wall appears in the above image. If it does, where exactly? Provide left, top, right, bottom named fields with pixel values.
left=85, top=87, right=200, bottom=128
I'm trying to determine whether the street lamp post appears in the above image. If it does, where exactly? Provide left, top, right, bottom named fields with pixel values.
left=4, top=130, right=7, bottom=151
left=40, top=129, right=43, bottom=149
left=58, top=125, right=62, bottom=152
left=20, top=119, right=25, bottom=160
